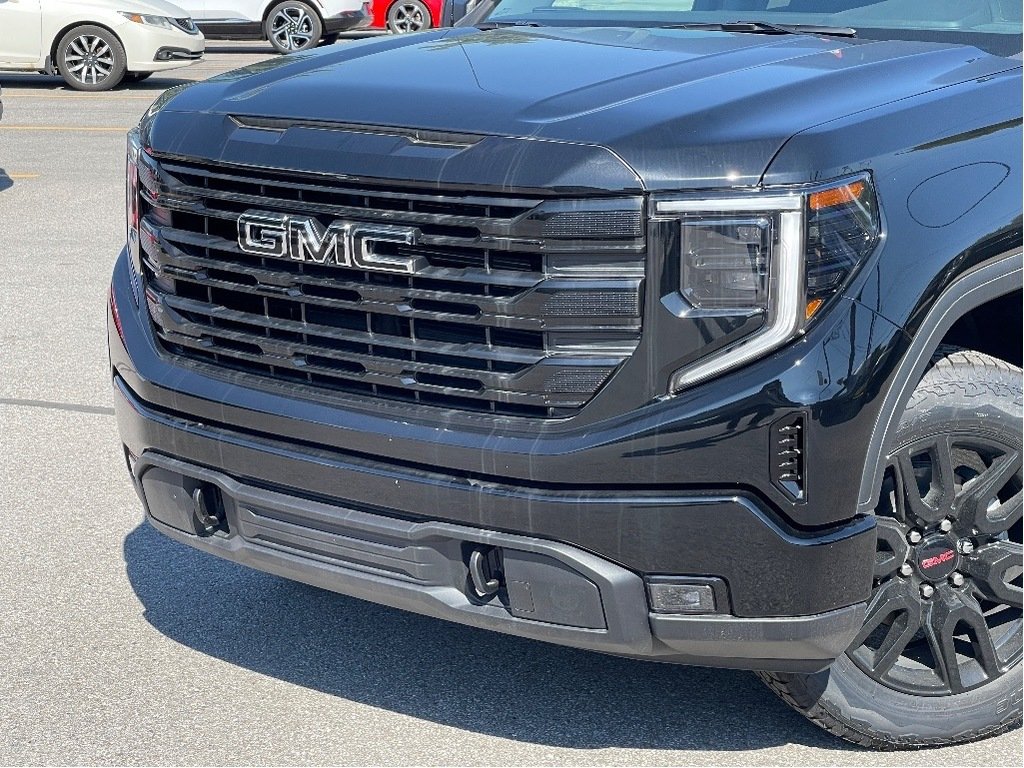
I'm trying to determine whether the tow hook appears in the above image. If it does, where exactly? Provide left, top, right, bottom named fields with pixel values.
left=191, top=484, right=224, bottom=535
left=468, top=547, right=502, bottom=598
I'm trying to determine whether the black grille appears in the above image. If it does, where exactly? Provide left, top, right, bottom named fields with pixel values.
left=136, top=153, right=645, bottom=418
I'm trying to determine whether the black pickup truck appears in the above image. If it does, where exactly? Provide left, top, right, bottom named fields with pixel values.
left=109, top=0, right=1023, bottom=749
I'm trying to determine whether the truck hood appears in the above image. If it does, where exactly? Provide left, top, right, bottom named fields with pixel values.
left=146, top=26, right=1013, bottom=192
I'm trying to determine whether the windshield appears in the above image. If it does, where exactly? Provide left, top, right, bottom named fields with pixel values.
left=478, top=0, right=1023, bottom=56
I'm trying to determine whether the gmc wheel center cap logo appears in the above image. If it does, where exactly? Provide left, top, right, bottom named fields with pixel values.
left=237, top=211, right=423, bottom=274
left=916, top=536, right=959, bottom=578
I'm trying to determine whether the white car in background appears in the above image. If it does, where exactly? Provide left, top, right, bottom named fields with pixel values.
left=176, top=0, right=370, bottom=54
left=0, top=0, right=204, bottom=91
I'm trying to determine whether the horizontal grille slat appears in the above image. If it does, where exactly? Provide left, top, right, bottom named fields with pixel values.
left=145, top=189, right=645, bottom=257
left=139, top=154, right=646, bottom=418
left=156, top=329, right=614, bottom=408
left=150, top=223, right=545, bottom=290
left=143, top=222, right=642, bottom=331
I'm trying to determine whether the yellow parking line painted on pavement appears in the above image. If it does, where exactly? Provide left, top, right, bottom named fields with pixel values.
left=7, top=173, right=40, bottom=180
left=0, top=125, right=128, bottom=132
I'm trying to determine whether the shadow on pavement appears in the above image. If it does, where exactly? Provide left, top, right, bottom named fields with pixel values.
left=124, top=521, right=849, bottom=752
left=0, top=74, right=193, bottom=92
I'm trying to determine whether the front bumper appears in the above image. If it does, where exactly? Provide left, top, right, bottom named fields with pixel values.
left=124, top=433, right=865, bottom=673
left=114, top=21, right=205, bottom=72
left=110, top=249, right=877, bottom=672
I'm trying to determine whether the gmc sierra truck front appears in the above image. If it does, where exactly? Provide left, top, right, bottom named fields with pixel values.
left=109, top=0, right=1023, bottom=750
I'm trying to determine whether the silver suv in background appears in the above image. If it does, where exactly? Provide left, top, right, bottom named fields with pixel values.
left=175, top=0, right=370, bottom=53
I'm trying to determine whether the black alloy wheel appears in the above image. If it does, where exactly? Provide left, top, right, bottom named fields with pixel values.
left=851, top=432, right=1022, bottom=695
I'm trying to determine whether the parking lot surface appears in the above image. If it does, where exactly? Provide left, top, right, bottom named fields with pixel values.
left=1, top=41, right=1021, bottom=766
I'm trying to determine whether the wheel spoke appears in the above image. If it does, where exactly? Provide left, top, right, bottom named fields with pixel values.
left=894, top=452, right=943, bottom=525
left=873, top=609, right=922, bottom=675
left=850, top=578, right=918, bottom=648
left=873, top=517, right=912, bottom=579
left=894, top=436, right=960, bottom=525
left=963, top=539, right=1024, bottom=608
left=956, top=450, right=1023, bottom=535
left=923, top=596, right=965, bottom=693
left=958, top=590, right=1003, bottom=676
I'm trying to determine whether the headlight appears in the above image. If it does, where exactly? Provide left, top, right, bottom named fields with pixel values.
left=119, top=12, right=177, bottom=31
left=658, top=174, right=880, bottom=393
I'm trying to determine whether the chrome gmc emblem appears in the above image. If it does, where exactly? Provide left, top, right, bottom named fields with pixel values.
left=237, top=211, right=422, bottom=274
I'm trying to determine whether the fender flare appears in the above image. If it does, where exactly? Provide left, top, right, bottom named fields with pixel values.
left=857, top=248, right=1023, bottom=514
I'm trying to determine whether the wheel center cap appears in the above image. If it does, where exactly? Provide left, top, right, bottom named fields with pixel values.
left=915, top=535, right=959, bottom=579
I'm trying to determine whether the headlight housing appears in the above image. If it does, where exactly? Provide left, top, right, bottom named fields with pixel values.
left=119, top=12, right=196, bottom=33
left=659, top=175, right=880, bottom=393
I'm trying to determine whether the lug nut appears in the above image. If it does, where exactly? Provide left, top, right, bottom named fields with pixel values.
left=959, top=539, right=976, bottom=555
left=950, top=572, right=965, bottom=587
left=899, top=563, right=913, bottom=577
left=920, top=583, right=935, bottom=599
left=940, top=518, right=953, bottom=533
left=908, top=529, right=923, bottom=545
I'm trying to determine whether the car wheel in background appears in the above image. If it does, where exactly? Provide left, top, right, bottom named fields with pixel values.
left=56, top=26, right=127, bottom=92
left=265, top=1, right=323, bottom=53
left=387, top=0, right=432, bottom=33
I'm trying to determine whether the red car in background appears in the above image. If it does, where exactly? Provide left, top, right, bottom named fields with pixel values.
left=370, top=0, right=442, bottom=32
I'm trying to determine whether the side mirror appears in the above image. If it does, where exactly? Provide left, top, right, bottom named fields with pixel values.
left=439, top=0, right=478, bottom=27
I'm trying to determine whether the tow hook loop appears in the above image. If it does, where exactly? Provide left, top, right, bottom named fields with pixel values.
left=192, top=485, right=223, bottom=534
left=469, top=548, right=501, bottom=598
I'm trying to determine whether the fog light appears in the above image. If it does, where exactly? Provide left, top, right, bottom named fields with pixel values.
left=648, top=581, right=718, bottom=614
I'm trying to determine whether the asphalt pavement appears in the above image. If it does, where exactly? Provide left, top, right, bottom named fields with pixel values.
left=1, top=41, right=1021, bottom=766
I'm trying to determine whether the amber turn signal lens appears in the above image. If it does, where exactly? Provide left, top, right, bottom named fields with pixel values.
left=805, top=298, right=825, bottom=320
left=809, top=180, right=866, bottom=211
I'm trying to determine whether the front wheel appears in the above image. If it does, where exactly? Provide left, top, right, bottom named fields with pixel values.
left=387, top=0, right=432, bottom=33
left=265, top=1, right=323, bottom=54
left=760, top=348, right=1022, bottom=749
left=56, top=25, right=127, bottom=91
